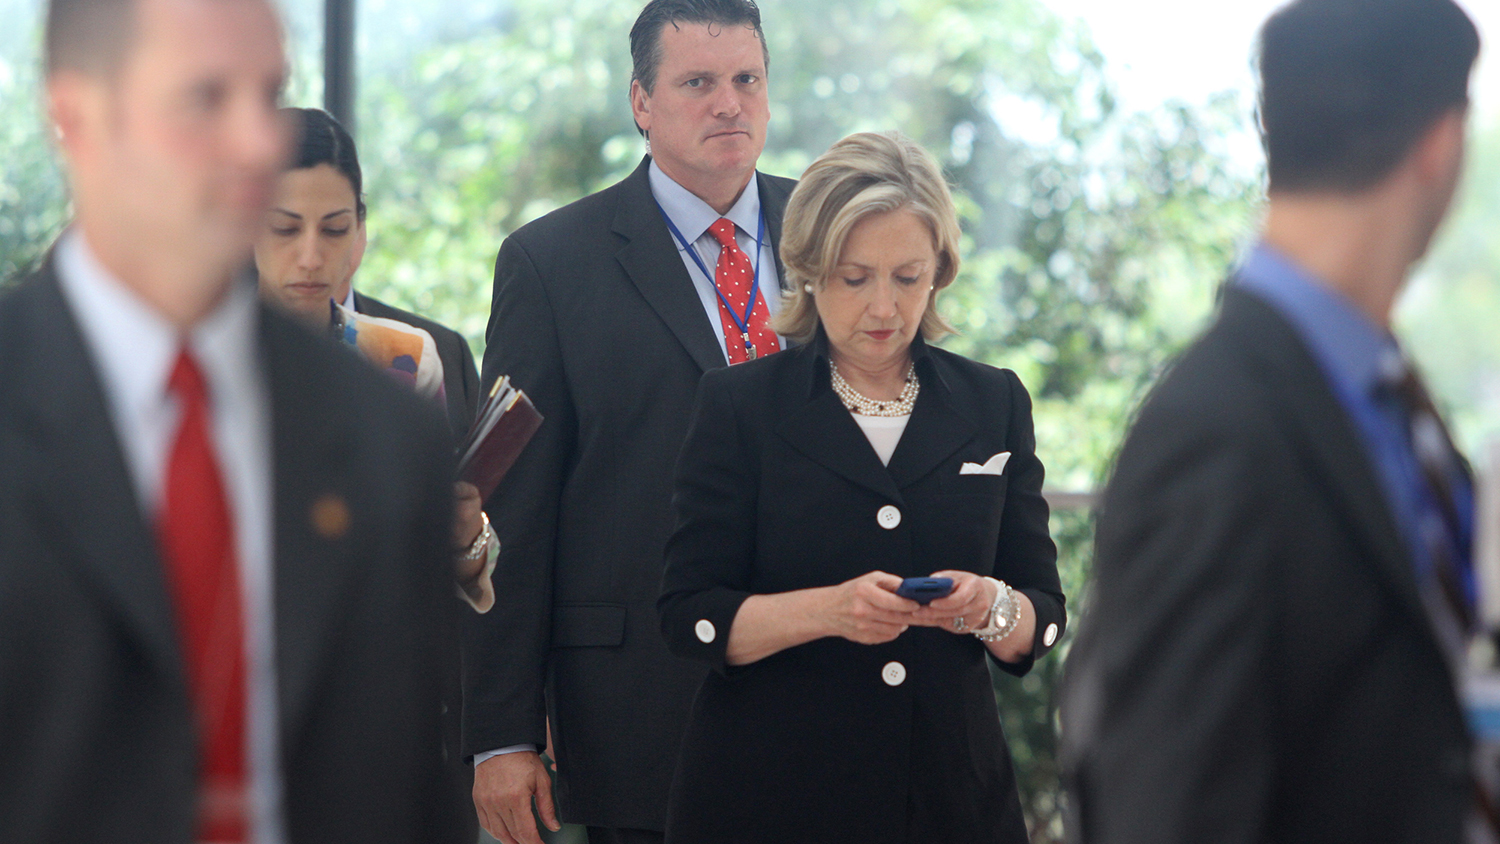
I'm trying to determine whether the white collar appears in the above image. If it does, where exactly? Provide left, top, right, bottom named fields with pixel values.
left=53, top=227, right=262, bottom=513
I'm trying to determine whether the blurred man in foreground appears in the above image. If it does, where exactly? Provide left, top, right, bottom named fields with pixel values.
left=1061, top=0, right=1484, bottom=841
left=0, top=0, right=466, bottom=840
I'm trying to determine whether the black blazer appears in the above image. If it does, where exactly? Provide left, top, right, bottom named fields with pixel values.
left=463, top=157, right=797, bottom=830
left=354, top=290, right=480, bottom=439
left=0, top=261, right=468, bottom=843
left=351, top=290, right=481, bottom=841
left=657, top=334, right=1066, bottom=844
left=1060, top=286, right=1472, bottom=844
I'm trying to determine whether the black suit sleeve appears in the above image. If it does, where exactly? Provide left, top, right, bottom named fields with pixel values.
left=1062, top=388, right=1284, bottom=844
left=658, top=368, right=755, bottom=675
left=449, top=333, right=480, bottom=437
left=461, top=235, right=575, bottom=758
left=993, top=369, right=1065, bottom=676
left=406, top=409, right=475, bottom=840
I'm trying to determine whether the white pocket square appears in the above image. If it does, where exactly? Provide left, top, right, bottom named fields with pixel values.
left=959, top=452, right=1011, bottom=476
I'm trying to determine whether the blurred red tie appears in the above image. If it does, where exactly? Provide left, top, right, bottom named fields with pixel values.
left=158, top=348, right=248, bottom=843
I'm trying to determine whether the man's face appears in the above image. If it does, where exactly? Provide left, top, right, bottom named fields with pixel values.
left=630, top=21, right=769, bottom=198
left=54, top=0, right=288, bottom=309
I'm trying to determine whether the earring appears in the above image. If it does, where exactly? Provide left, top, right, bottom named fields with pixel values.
left=804, top=284, right=814, bottom=294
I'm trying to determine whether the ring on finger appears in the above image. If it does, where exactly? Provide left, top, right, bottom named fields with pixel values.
left=953, top=616, right=967, bottom=632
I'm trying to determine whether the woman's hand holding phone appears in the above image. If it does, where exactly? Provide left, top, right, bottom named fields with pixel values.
left=909, top=571, right=998, bottom=634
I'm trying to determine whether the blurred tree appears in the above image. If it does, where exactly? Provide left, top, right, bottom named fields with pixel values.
left=1399, top=114, right=1500, bottom=457
left=0, top=49, right=68, bottom=288
left=353, top=0, right=1257, bottom=449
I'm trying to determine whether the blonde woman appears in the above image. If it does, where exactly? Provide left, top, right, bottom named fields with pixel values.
left=658, top=132, right=1065, bottom=842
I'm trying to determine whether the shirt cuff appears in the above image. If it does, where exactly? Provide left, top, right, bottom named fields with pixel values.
left=472, top=744, right=538, bottom=768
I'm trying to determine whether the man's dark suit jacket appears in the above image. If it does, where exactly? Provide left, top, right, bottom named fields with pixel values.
left=354, top=290, right=480, bottom=438
left=0, top=261, right=469, bottom=843
left=1061, top=285, right=1472, bottom=844
left=351, top=290, right=481, bottom=842
left=463, top=156, right=796, bottom=830
left=657, top=334, right=1065, bottom=843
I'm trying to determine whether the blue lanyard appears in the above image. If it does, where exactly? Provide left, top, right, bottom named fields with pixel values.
left=656, top=201, right=766, bottom=343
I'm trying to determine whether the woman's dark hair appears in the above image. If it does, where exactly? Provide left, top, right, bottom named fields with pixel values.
left=1257, top=0, right=1479, bottom=194
left=284, top=107, right=366, bottom=221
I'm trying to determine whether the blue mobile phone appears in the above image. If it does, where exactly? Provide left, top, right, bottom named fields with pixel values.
left=895, top=576, right=954, bottom=604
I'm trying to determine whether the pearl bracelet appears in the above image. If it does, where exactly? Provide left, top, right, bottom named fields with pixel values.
left=972, top=576, right=1021, bottom=643
left=459, top=511, right=494, bottom=563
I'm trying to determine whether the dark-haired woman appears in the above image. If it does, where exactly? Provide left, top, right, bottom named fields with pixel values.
left=255, top=108, right=479, bottom=438
left=254, top=107, right=495, bottom=609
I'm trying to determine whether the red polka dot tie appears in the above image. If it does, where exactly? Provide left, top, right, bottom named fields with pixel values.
left=708, top=217, right=779, bottom=364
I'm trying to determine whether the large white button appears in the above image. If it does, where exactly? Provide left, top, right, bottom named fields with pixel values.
left=877, top=505, right=902, bottom=530
left=695, top=619, right=716, bottom=644
left=882, top=661, right=907, bottom=687
left=1043, top=623, right=1059, bottom=647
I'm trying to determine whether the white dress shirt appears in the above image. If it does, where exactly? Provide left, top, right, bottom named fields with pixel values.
left=54, top=229, right=285, bottom=844
left=853, top=414, right=911, bottom=466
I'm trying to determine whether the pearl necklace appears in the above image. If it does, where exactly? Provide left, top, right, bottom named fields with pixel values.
left=829, top=360, right=919, bottom=417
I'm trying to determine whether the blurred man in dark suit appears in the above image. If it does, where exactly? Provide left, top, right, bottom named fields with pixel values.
left=463, top=2, right=795, bottom=843
left=0, top=0, right=467, bottom=841
left=1061, top=1, right=1484, bottom=842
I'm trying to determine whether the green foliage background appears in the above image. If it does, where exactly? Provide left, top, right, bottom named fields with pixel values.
left=0, top=55, right=66, bottom=285
left=4, top=0, right=1500, bottom=840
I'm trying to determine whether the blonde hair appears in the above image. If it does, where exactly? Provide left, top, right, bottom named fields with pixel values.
left=772, top=131, right=960, bottom=344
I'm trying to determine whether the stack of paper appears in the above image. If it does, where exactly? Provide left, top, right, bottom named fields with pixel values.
left=457, top=375, right=544, bottom=502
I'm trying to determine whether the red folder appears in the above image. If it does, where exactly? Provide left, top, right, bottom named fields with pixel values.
left=456, top=376, right=543, bottom=502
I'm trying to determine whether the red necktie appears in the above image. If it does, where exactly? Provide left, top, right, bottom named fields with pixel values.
left=708, top=218, right=779, bottom=364
left=158, top=349, right=248, bottom=843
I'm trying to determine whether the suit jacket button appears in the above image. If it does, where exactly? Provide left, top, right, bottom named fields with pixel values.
left=882, top=661, right=906, bottom=686
left=877, top=505, right=901, bottom=530
left=695, top=619, right=716, bottom=644
left=1043, top=623, right=1059, bottom=647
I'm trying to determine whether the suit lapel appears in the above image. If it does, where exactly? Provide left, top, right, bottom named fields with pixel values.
left=1227, top=289, right=1435, bottom=634
left=885, top=360, right=979, bottom=490
left=773, top=345, right=903, bottom=502
left=17, top=262, right=183, bottom=681
left=613, top=158, right=726, bottom=373
left=262, top=312, right=362, bottom=737
left=757, top=172, right=794, bottom=293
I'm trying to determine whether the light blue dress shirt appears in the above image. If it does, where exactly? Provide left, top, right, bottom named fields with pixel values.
left=1235, top=243, right=1474, bottom=602
left=648, top=160, right=784, bottom=363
